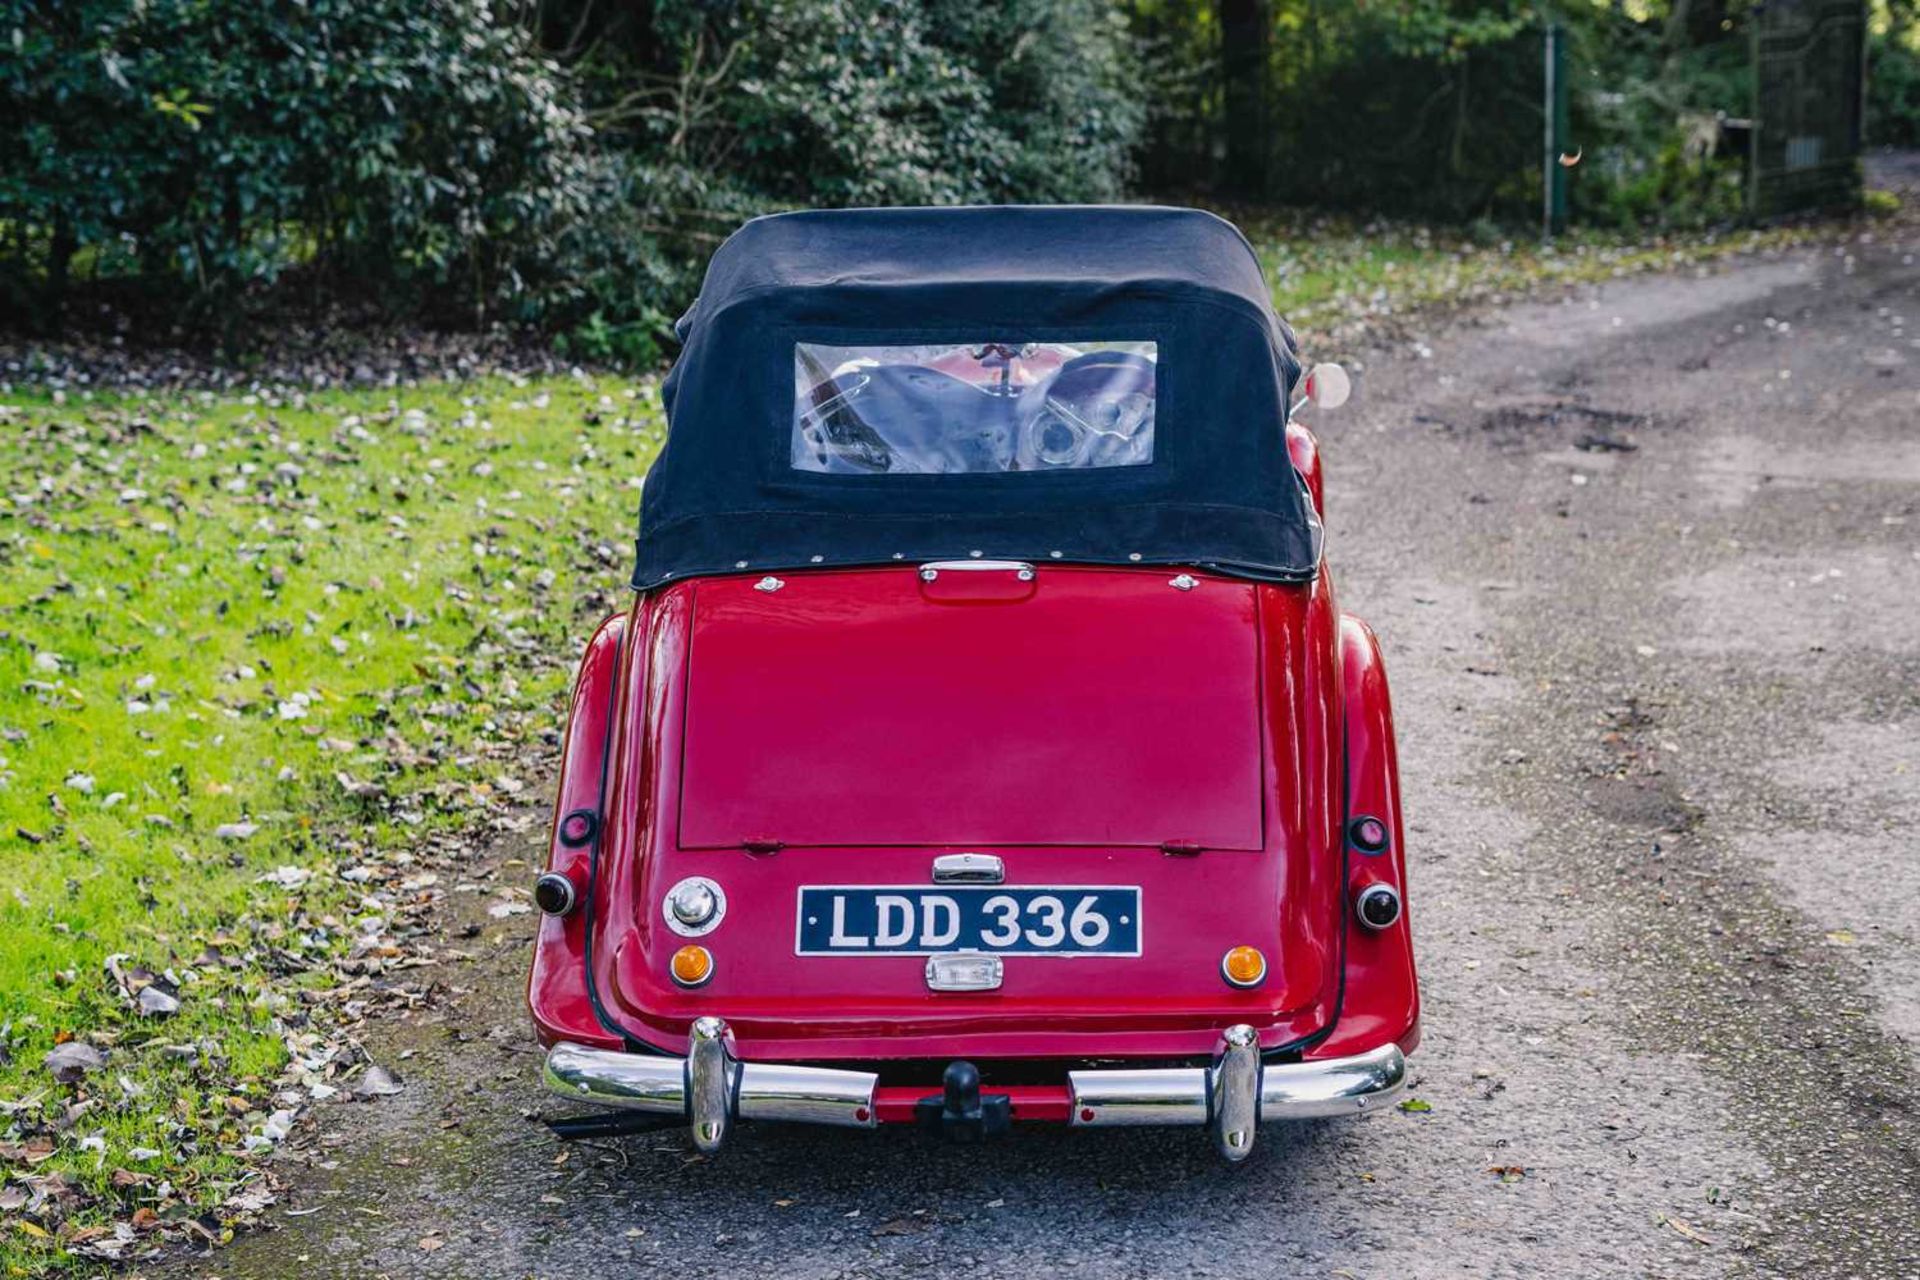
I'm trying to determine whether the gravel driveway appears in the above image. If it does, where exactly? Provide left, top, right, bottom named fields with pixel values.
left=161, top=226, right=1919, bottom=1280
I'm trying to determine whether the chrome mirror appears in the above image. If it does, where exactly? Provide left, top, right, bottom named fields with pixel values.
left=1306, top=362, right=1350, bottom=411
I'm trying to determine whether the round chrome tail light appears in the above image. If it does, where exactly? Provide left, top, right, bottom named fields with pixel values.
left=534, top=872, right=577, bottom=916
left=664, top=877, right=726, bottom=936
left=1354, top=883, right=1401, bottom=930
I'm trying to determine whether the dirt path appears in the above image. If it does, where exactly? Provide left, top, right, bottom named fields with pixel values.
left=157, top=226, right=1919, bottom=1280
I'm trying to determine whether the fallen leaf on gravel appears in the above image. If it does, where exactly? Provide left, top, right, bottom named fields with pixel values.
left=1398, top=1097, right=1432, bottom=1113
left=353, top=1065, right=404, bottom=1099
left=487, top=900, right=531, bottom=918
left=1825, top=929, right=1858, bottom=946
left=44, top=1041, right=105, bottom=1082
left=1661, top=1216, right=1714, bottom=1246
left=224, top=1185, right=277, bottom=1214
left=872, top=1216, right=927, bottom=1237
left=419, top=1235, right=445, bottom=1252
left=1487, top=1165, right=1526, bottom=1182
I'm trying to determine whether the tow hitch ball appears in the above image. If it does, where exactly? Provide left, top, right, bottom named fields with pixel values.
left=916, top=1060, right=1012, bottom=1141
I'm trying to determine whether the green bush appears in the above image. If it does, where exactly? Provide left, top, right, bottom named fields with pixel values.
left=0, top=0, right=602, bottom=329
left=538, top=0, right=1144, bottom=342
left=2, top=0, right=1144, bottom=352
left=1869, top=29, right=1920, bottom=146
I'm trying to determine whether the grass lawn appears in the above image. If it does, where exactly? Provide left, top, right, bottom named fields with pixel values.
left=0, top=377, right=661, bottom=1272
left=0, top=208, right=1851, bottom=1272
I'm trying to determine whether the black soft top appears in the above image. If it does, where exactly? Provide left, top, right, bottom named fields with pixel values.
left=635, top=205, right=1319, bottom=589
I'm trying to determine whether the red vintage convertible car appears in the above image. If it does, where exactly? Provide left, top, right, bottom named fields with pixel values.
left=528, top=206, right=1417, bottom=1160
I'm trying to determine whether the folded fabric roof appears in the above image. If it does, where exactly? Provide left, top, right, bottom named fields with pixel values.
left=636, top=205, right=1320, bottom=589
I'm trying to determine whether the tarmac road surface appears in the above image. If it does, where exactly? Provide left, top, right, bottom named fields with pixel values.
left=161, top=222, right=1919, bottom=1279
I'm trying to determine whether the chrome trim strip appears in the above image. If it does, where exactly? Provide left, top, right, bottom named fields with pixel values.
left=542, top=1031, right=880, bottom=1146
left=1208, top=1025, right=1260, bottom=1161
left=736, top=1063, right=879, bottom=1128
left=919, top=559, right=1035, bottom=581
left=1069, top=1043, right=1406, bottom=1129
left=545, top=1035, right=1402, bottom=1150
left=544, top=1042, right=686, bottom=1114
left=1259, top=1043, right=1407, bottom=1118
left=931, top=853, right=1005, bottom=884
left=1066, top=1067, right=1210, bottom=1126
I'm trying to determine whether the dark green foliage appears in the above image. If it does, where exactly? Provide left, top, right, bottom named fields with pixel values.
left=1870, top=28, right=1920, bottom=146
left=2, top=0, right=1143, bottom=350
left=1130, top=0, right=1782, bottom=229
left=548, top=0, right=1144, bottom=336
left=1131, top=0, right=1541, bottom=219
left=1562, top=7, right=1754, bottom=229
left=1, top=0, right=598, bottom=329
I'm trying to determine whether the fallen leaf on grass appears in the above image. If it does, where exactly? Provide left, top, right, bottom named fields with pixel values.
left=44, top=1041, right=105, bottom=1083
left=258, top=866, right=312, bottom=890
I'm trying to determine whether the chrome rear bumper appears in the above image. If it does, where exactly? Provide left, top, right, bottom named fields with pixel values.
left=543, top=1019, right=1406, bottom=1161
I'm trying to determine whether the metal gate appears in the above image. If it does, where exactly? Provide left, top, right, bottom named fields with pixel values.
left=1750, top=0, right=1867, bottom=215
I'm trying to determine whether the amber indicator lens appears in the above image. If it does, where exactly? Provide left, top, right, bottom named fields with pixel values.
left=1221, top=945, right=1267, bottom=988
left=670, top=945, right=715, bottom=987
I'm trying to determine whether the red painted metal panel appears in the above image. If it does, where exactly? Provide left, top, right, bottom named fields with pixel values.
left=677, top=566, right=1265, bottom=851
left=872, top=1084, right=1071, bottom=1125
left=528, top=567, right=1419, bottom=1076
left=1308, top=615, right=1421, bottom=1060
left=527, top=612, right=631, bottom=1050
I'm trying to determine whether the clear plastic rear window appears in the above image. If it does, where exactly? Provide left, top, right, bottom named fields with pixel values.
left=792, top=340, right=1157, bottom=474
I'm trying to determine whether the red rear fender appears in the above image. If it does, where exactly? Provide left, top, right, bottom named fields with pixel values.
left=527, top=610, right=633, bottom=1049
left=1309, top=614, right=1420, bottom=1059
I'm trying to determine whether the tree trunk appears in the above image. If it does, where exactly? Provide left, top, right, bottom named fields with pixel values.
left=1218, top=0, right=1269, bottom=197
left=45, top=211, right=77, bottom=335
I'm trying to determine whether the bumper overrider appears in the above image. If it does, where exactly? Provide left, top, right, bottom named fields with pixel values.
left=543, top=1018, right=1407, bottom=1161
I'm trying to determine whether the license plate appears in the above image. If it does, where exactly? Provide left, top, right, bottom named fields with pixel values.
left=795, top=886, right=1141, bottom=956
